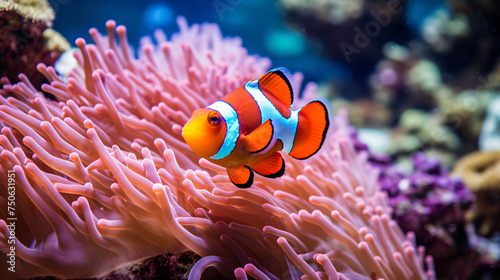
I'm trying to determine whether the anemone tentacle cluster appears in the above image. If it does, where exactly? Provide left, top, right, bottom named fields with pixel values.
left=0, top=17, right=434, bottom=280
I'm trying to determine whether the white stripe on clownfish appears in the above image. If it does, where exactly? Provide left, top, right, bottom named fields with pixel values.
left=207, top=100, right=240, bottom=160
left=244, top=79, right=300, bottom=154
left=182, top=67, right=331, bottom=188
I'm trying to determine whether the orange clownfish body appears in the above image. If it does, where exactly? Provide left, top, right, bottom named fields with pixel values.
left=182, top=67, right=329, bottom=188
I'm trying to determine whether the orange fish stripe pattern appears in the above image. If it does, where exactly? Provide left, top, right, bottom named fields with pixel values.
left=182, top=67, right=329, bottom=188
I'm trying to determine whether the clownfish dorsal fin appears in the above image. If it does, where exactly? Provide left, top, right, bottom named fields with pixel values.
left=258, top=67, right=294, bottom=108
left=251, top=152, right=285, bottom=178
left=242, top=119, right=274, bottom=153
left=227, top=165, right=254, bottom=188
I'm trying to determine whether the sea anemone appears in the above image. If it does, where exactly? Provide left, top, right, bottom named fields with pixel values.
left=0, top=17, right=434, bottom=279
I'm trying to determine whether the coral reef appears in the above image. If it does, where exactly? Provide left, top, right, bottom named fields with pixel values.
left=452, top=151, right=500, bottom=237
left=377, top=153, right=474, bottom=280
left=275, top=0, right=500, bottom=276
left=0, top=0, right=55, bottom=24
left=421, top=8, right=470, bottom=54
left=432, top=0, right=500, bottom=89
left=389, top=109, right=460, bottom=167
left=351, top=128, right=497, bottom=280
left=279, top=0, right=364, bottom=25
left=278, top=0, right=498, bottom=163
left=278, top=0, right=411, bottom=87
left=369, top=43, right=449, bottom=116
left=0, top=18, right=434, bottom=279
left=363, top=43, right=492, bottom=166
left=0, top=0, right=69, bottom=90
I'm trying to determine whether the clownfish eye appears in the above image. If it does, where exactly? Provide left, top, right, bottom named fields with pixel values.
left=208, top=111, right=221, bottom=126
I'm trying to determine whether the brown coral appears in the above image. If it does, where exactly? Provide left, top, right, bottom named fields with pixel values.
left=0, top=0, right=68, bottom=89
left=452, top=151, right=500, bottom=237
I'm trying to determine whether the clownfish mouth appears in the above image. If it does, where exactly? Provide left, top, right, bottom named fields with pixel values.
left=182, top=125, right=210, bottom=158
left=181, top=126, right=198, bottom=143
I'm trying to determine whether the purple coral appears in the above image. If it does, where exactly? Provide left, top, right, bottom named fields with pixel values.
left=381, top=154, right=476, bottom=279
left=352, top=129, right=474, bottom=279
left=381, top=153, right=473, bottom=240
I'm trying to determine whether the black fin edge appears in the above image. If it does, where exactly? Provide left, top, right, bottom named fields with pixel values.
left=231, top=166, right=254, bottom=188
left=291, top=100, right=330, bottom=160
left=272, top=68, right=294, bottom=106
left=259, top=67, right=294, bottom=107
left=254, top=155, right=286, bottom=179
left=248, top=120, right=274, bottom=154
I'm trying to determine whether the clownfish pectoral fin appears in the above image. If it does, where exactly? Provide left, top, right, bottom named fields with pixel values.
left=227, top=165, right=254, bottom=188
left=289, top=100, right=330, bottom=160
left=251, top=152, right=285, bottom=178
left=258, top=67, right=294, bottom=108
left=242, top=119, right=274, bottom=154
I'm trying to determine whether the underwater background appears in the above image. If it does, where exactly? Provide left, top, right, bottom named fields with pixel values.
left=1, top=0, right=500, bottom=279
left=52, top=0, right=345, bottom=85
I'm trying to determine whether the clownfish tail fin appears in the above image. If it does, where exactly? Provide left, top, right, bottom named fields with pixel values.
left=289, top=100, right=330, bottom=160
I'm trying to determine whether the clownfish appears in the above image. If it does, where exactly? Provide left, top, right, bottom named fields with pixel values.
left=182, top=67, right=329, bottom=188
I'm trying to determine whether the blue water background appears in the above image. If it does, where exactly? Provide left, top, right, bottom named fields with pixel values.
left=52, top=0, right=443, bottom=89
